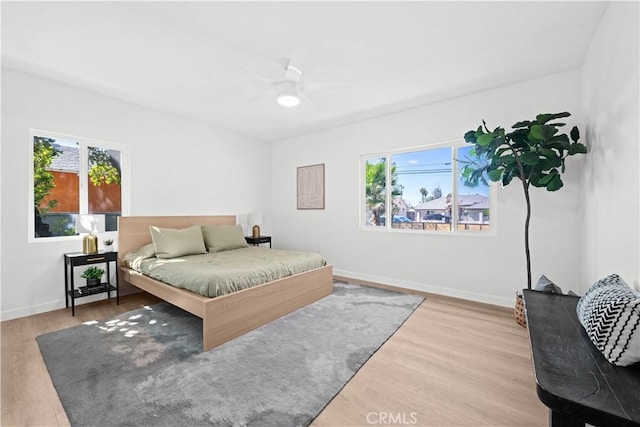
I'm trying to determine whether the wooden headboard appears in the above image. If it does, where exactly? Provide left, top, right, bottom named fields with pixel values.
left=117, top=215, right=236, bottom=268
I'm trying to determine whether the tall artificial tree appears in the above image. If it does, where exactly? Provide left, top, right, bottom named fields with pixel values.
left=460, top=112, right=587, bottom=289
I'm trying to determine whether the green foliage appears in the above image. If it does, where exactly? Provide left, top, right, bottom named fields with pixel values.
left=49, top=218, right=77, bottom=236
left=33, top=136, right=61, bottom=212
left=419, top=186, right=443, bottom=203
left=81, top=266, right=105, bottom=280
left=103, top=238, right=114, bottom=246
left=365, top=160, right=401, bottom=225
left=88, top=147, right=121, bottom=186
left=432, top=186, right=442, bottom=199
left=459, top=112, right=587, bottom=289
left=460, top=112, right=586, bottom=192
left=419, top=187, right=428, bottom=202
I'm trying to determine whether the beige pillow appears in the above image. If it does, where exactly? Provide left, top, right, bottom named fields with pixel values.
left=149, top=225, right=207, bottom=259
left=202, top=224, right=249, bottom=252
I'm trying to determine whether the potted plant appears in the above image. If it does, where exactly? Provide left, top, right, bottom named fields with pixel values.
left=459, top=112, right=587, bottom=324
left=103, top=238, right=114, bottom=252
left=81, top=266, right=105, bottom=287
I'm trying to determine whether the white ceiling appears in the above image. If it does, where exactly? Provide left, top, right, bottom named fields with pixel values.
left=2, top=1, right=607, bottom=142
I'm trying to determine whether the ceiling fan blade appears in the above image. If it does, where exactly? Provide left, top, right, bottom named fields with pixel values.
left=242, top=89, right=276, bottom=103
left=298, top=92, right=316, bottom=109
left=248, top=74, right=277, bottom=85
left=301, top=81, right=354, bottom=91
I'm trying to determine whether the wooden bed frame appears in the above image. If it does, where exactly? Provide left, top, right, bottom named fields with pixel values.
left=117, top=215, right=334, bottom=351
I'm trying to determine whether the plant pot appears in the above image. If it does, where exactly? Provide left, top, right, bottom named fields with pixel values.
left=103, top=245, right=113, bottom=252
left=514, top=291, right=526, bottom=328
left=86, top=278, right=101, bottom=287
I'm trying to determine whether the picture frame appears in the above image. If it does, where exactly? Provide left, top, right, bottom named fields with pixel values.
left=297, top=163, right=325, bottom=209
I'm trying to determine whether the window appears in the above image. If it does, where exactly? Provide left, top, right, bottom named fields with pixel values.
left=362, top=141, right=492, bottom=233
left=30, top=130, right=128, bottom=240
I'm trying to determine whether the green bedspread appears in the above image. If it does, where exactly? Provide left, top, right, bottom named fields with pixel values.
left=126, top=247, right=327, bottom=298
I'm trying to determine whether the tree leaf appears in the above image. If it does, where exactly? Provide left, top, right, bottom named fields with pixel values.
left=464, top=130, right=477, bottom=143
left=570, top=126, right=580, bottom=142
left=512, top=120, right=535, bottom=129
left=568, top=142, right=588, bottom=155
left=536, top=112, right=571, bottom=124
left=488, top=136, right=506, bottom=154
left=498, top=154, right=517, bottom=164
left=539, top=148, right=557, bottom=158
left=520, top=152, right=540, bottom=165
left=502, top=170, right=515, bottom=186
left=477, top=133, right=495, bottom=147
left=487, top=168, right=503, bottom=181
left=529, top=124, right=559, bottom=142
left=529, top=125, right=545, bottom=141
left=547, top=133, right=569, bottom=145
left=546, top=174, right=564, bottom=191
left=509, top=128, right=528, bottom=142
left=537, top=170, right=558, bottom=185
left=548, top=156, right=562, bottom=168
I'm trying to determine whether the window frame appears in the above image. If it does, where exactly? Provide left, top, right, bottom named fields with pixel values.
left=360, top=139, right=497, bottom=236
left=28, top=129, right=130, bottom=243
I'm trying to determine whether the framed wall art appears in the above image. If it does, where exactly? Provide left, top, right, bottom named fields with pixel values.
left=297, top=163, right=325, bottom=209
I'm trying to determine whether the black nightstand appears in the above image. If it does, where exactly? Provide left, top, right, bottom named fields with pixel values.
left=245, top=236, right=272, bottom=248
left=64, top=251, right=119, bottom=316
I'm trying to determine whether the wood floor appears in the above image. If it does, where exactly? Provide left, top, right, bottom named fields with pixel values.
left=1, top=287, right=547, bottom=427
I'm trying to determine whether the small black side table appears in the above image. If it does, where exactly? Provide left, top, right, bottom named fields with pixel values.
left=64, top=251, right=119, bottom=316
left=245, top=236, right=272, bottom=248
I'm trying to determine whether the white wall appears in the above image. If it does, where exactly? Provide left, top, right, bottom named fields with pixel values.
left=1, top=68, right=272, bottom=320
left=271, top=70, right=585, bottom=306
left=580, top=2, right=640, bottom=292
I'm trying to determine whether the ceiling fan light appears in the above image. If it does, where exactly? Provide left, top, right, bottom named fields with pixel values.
left=277, top=94, right=300, bottom=107
left=276, top=80, right=300, bottom=107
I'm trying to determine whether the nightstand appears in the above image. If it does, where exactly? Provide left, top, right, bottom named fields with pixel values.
left=64, top=251, right=119, bottom=316
left=245, top=236, right=272, bottom=248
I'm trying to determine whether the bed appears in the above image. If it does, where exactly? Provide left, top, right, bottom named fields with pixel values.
left=117, top=215, right=334, bottom=351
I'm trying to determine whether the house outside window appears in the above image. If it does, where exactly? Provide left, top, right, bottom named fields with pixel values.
left=30, top=130, right=128, bottom=240
left=362, top=142, right=493, bottom=233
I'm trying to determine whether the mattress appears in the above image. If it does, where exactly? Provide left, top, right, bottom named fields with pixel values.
left=124, top=246, right=327, bottom=298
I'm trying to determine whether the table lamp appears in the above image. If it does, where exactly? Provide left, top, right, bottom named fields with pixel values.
left=248, top=213, right=263, bottom=239
left=76, top=214, right=105, bottom=254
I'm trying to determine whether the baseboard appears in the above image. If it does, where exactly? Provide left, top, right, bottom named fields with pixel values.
left=0, top=292, right=127, bottom=321
left=2, top=272, right=511, bottom=321
left=0, top=300, right=65, bottom=321
left=333, top=269, right=513, bottom=308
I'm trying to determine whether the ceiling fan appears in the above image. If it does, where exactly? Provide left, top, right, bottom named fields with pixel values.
left=250, top=57, right=351, bottom=108
left=275, top=58, right=303, bottom=107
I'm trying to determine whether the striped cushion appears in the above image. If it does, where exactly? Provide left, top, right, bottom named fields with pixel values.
left=577, top=275, right=640, bottom=366
left=576, top=274, right=626, bottom=319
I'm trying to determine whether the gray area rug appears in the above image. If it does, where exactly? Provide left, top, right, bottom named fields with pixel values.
left=37, top=282, right=424, bottom=426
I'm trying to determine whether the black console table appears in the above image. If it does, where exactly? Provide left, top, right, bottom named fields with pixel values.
left=64, top=251, right=119, bottom=316
left=523, top=289, right=640, bottom=427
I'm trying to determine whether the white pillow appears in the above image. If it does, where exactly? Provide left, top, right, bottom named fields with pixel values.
left=149, top=225, right=206, bottom=259
left=577, top=275, right=640, bottom=366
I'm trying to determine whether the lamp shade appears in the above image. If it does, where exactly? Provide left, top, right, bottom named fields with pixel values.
left=248, top=213, right=263, bottom=226
left=248, top=213, right=263, bottom=239
left=76, top=214, right=106, bottom=234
